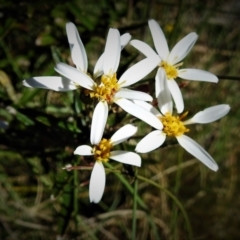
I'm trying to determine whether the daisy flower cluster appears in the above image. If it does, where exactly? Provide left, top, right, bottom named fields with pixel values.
left=23, top=19, right=230, bottom=203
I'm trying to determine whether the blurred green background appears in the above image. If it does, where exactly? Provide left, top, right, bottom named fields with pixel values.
left=0, top=0, right=240, bottom=239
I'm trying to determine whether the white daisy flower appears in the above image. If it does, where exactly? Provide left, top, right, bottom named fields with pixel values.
left=74, top=124, right=141, bottom=203
left=23, top=24, right=162, bottom=130
left=134, top=98, right=230, bottom=171
left=130, top=19, right=219, bottom=113
left=23, top=22, right=131, bottom=92
left=53, top=28, right=162, bottom=130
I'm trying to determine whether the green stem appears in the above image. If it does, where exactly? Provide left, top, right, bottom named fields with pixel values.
left=105, top=162, right=147, bottom=210
left=137, top=175, right=193, bottom=240
left=73, top=161, right=98, bottom=240
left=131, top=170, right=138, bottom=240
left=105, top=163, right=160, bottom=239
left=73, top=165, right=79, bottom=220
left=148, top=215, right=160, bottom=240
left=171, top=149, right=183, bottom=240
left=76, top=215, right=98, bottom=240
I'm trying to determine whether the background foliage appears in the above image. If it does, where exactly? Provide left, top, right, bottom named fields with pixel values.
left=0, top=0, right=240, bottom=239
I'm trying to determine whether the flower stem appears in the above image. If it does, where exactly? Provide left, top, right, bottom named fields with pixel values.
left=105, top=162, right=160, bottom=239
left=105, top=162, right=147, bottom=210
left=131, top=169, right=138, bottom=240
left=137, top=174, right=193, bottom=240
left=73, top=163, right=79, bottom=220
left=171, top=148, right=183, bottom=239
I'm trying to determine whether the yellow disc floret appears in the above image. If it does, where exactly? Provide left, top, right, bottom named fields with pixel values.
left=160, top=61, right=183, bottom=80
left=89, top=73, right=120, bottom=103
left=160, top=112, right=189, bottom=137
left=92, top=138, right=112, bottom=162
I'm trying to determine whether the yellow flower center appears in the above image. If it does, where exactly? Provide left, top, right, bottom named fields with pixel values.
left=89, top=73, right=120, bottom=103
left=160, top=112, right=189, bottom=137
left=92, top=138, right=112, bottom=162
left=160, top=61, right=183, bottom=80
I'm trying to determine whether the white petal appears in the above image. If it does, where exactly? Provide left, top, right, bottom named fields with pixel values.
left=110, top=151, right=141, bottom=167
left=130, top=39, right=158, bottom=58
left=110, top=124, right=138, bottom=146
left=168, top=32, right=198, bottom=65
left=120, top=33, right=131, bottom=48
left=133, top=100, right=161, bottom=116
left=155, top=68, right=173, bottom=114
left=176, top=135, right=218, bottom=171
left=184, top=104, right=230, bottom=125
left=23, top=76, right=76, bottom=91
left=89, top=162, right=106, bottom=203
left=90, top=101, right=108, bottom=145
left=115, top=98, right=163, bottom=130
left=178, top=69, right=219, bottom=83
left=93, top=33, right=131, bottom=79
left=135, top=130, right=166, bottom=153
left=118, top=56, right=160, bottom=87
left=66, top=22, right=88, bottom=72
left=54, top=63, right=94, bottom=90
left=74, top=145, right=93, bottom=155
left=103, top=28, right=121, bottom=74
left=148, top=19, right=169, bottom=60
left=93, top=54, right=104, bottom=79
left=115, top=88, right=152, bottom=102
left=167, top=80, right=184, bottom=114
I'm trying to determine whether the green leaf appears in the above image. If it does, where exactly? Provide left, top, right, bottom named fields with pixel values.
left=18, top=88, right=41, bottom=106
left=35, top=116, right=51, bottom=126
left=16, top=111, right=35, bottom=126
